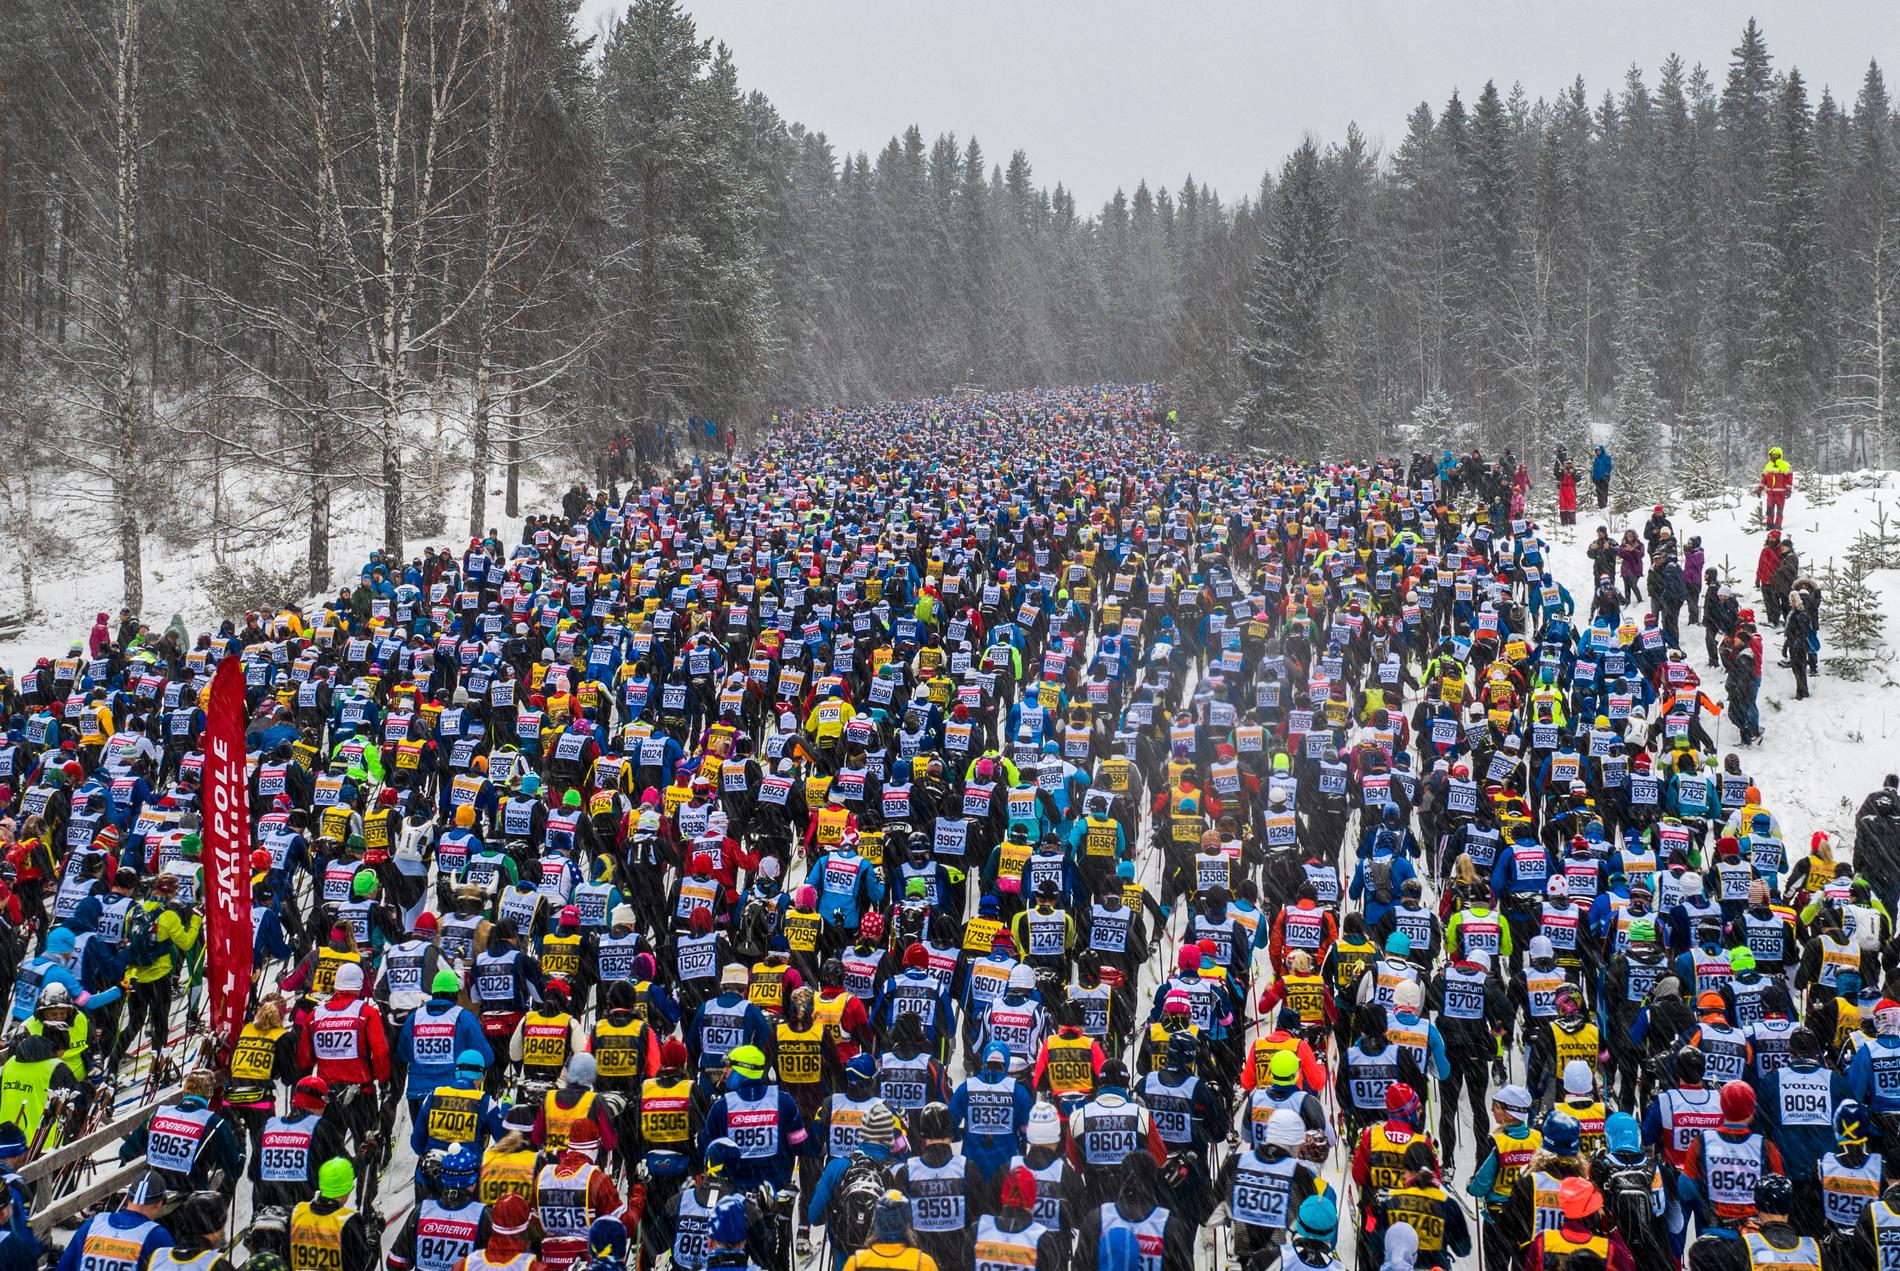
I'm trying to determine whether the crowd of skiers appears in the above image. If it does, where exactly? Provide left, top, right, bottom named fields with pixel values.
left=2, top=387, right=1899, bottom=1271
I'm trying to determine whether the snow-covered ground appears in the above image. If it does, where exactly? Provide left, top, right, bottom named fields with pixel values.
left=1539, top=472, right=1900, bottom=845
left=0, top=459, right=564, bottom=670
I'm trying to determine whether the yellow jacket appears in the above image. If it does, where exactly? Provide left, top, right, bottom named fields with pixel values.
left=132, top=903, right=204, bottom=983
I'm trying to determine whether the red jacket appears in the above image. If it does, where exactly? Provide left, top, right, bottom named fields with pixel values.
left=1266, top=901, right=1339, bottom=972
left=294, top=991, right=392, bottom=1086
left=1755, top=543, right=1783, bottom=586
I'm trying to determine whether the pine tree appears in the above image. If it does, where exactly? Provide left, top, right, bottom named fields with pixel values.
left=1674, top=395, right=1728, bottom=502
left=1716, top=19, right=1775, bottom=395
left=1241, top=140, right=1342, bottom=456
left=1611, top=353, right=1668, bottom=511
left=1819, top=557, right=1888, bottom=679
left=1750, top=67, right=1826, bottom=456
left=1848, top=503, right=1900, bottom=570
left=1402, top=391, right=1459, bottom=456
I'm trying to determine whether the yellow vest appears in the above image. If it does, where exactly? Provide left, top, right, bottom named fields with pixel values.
left=843, top=1248, right=932, bottom=1271
left=1560, top=1098, right=1607, bottom=1158
left=749, top=961, right=791, bottom=1013
left=589, top=1018, right=649, bottom=1080
left=540, top=1089, right=595, bottom=1150
left=1279, top=974, right=1328, bottom=1026
left=289, top=1202, right=353, bottom=1271
left=519, top=1011, right=574, bottom=1073
left=313, top=947, right=361, bottom=998
left=775, top=1019, right=826, bottom=1086
left=1384, top=1184, right=1449, bottom=1253
left=1539, top=1228, right=1609, bottom=1266
left=1043, top=1032, right=1096, bottom=1096
left=784, top=909, right=823, bottom=953
left=1366, top=1123, right=1415, bottom=1189
left=425, top=1086, right=484, bottom=1144
left=640, top=1077, right=692, bottom=1144
left=1551, top=1022, right=1600, bottom=1073
left=541, top=933, right=582, bottom=980
left=1487, top=1128, right=1542, bottom=1203
left=229, top=1022, right=285, bottom=1084
left=1835, top=1000, right=1862, bottom=1054
left=0, top=1056, right=61, bottom=1144
left=479, top=1149, right=537, bottom=1205
left=26, top=1012, right=90, bottom=1081
left=962, top=916, right=1005, bottom=955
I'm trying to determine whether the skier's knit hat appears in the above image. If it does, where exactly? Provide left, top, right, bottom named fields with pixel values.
left=1295, top=1194, right=1339, bottom=1243
left=492, top=1194, right=532, bottom=1236
left=860, top=1099, right=896, bottom=1146
left=871, top=1190, right=910, bottom=1241
left=1605, top=1111, right=1642, bottom=1156
left=1024, top=1100, right=1062, bottom=1145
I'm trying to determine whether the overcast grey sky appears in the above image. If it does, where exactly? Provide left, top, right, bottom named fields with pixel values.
left=577, top=2, right=1900, bottom=209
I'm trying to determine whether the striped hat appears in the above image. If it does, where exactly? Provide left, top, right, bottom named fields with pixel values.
left=860, top=1099, right=896, bottom=1146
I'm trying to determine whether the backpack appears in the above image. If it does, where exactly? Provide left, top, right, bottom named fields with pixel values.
left=731, top=897, right=774, bottom=966
left=1369, top=856, right=1394, bottom=906
left=829, top=1154, right=894, bottom=1253
left=121, top=903, right=161, bottom=969
left=1602, top=1169, right=1670, bottom=1263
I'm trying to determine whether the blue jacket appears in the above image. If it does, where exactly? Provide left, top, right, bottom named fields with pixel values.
left=948, top=1068, right=1034, bottom=1163
left=1759, top=1060, right=1849, bottom=1180
left=397, top=998, right=494, bottom=1096
left=0, top=1178, right=41, bottom=1271
left=409, top=1085, right=509, bottom=1156
left=1848, top=1034, right=1900, bottom=1111
left=700, top=1080, right=812, bottom=1189
left=1349, top=852, right=1417, bottom=929
left=1592, top=450, right=1613, bottom=481
left=809, top=1142, right=895, bottom=1271
left=56, top=1212, right=170, bottom=1271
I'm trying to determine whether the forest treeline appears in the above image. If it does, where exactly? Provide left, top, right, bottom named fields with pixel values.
left=0, top=7, right=1893, bottom=607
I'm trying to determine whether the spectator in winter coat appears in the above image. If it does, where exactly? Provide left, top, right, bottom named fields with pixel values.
left=1755, top=530, right=1785, bottom=624
left=1588, top=528, right=1618, bottom=583
left=1617, top=531, right=1645, bottom=604
left=1758, top=446, right=1793, bottom=528
left=1651, top=543, right=1687, bottom=646
left=87, top=613, right=111, bottom=658
left=1767, top=539, right=1800, bottom=627
left=1782, top=582, right=1818, bottom=700
left=1724, top=633, right=1762, bottom=745
left=1591, top=446, right=1613, bottom=508
left=1641, top=506, right=1673, bottom=552
left=1557, top=467, right=1579, bottom=526
left=1703, top=572, right=1733, bottom=668
left=1683, top=537, right=1706, bottom=624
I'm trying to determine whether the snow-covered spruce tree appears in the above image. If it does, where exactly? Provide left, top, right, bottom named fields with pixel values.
left=1402, top=391, right=1458, bottom=456
left=1674, top=396, right=1728, bottom=502
left=1848, top=503, right=1900, bottom=572
left=1550, top=395, right=1596, bottom=480
left=1820, top=557, right=1888, bottom=680
left=1611, top=356, right=1670, bottom=511
left=1746, top=67, right=1827, bottom=462
left=1241, top=139, right=1342, bottom=456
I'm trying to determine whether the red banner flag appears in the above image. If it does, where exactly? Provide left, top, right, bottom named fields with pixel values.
left=202, top=656, right=254, bottom=1055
